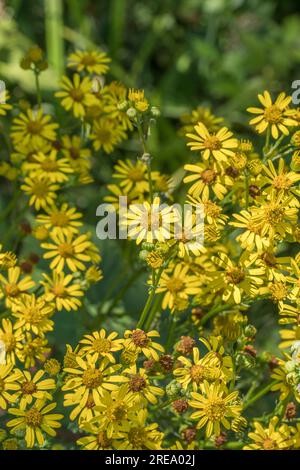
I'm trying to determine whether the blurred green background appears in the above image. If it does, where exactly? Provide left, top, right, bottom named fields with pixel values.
left=0, top=0, right=299, bottom=357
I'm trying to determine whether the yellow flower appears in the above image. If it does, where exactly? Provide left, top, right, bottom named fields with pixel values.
left=15, top=369, right=56, bottom=407
left=0, top=91, right=12, bottom=116
left=128, top=88, right=149, bottom=112
left=67, top=50, right=111, bottom=75
left=244, top=416, right=293, bottom=450
left=11, top=109, right=58, bottom=148
left=0, top=364, right=21, bottom=409
left=262, top=158, right=300, bottom=197
left=17, top=333, right=50, bottom=368
left=36, top=203, right=83, bottom=236
left=0, top=267, right=35, bottom=307
left=79, top=329, right=123, bottom=363
left=123, top=329, right=164, bottom=361
left=62, top=355, right=127, bottom=421
left=179, top=106, right=223, bottom=135
left=156, top=263, right=202, bottom=310
left=89, top=385, right=136, bottom=437
left=247, top=91, right=297, bottom=139
left=41, top=231, right=95, bottom=273
left=124, top=365, right=164, bottom=405
left=0, top=319, right=24, bottom=365
left=113, top=159, right=148, bottom=193
left=126, top=196, right=176, bottom=245
left=7, top=399, right=63, bottom=448
left=174, top=347, right=223, bottom=391
left=41, top=271, right=84, bottom=311
left=210, top=252, right=265, bottom=304
left=55, top=74, right=98, bottom=118
left=116, top=409, right=163, bottom=450
left=85, top=265, right=103, bottom=284
left=77, top=427, right=120, bottom=450
left=61, top=135, right=91, bottom=173
left=21, top=176, right=59, bottom=210
left=189, top=381, right=242, bottom=437
left=11, top=294, right=54, bottom=336
left=22, top=150, right=73, bottom=183
left=90, top=118, right=126, bottom=153
left=184, top=162, right=232, bottom=200
left=230, top=209, right=270, bottom=251
left=251, top=193, right=298, bottom=240
left=186, top=122, right=238, bottom=162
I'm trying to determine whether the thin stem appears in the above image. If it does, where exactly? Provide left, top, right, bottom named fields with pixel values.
left=244, top=170, right=249, bottom=209
left=34, top=70, right=42, bottom=108
left=144, top=292, right=162, bottom=331
left=200, top=303, right=231, bottom=326
left=136, top=265, right=164, bottom=329
left=243, top=380, right=278, bottom=410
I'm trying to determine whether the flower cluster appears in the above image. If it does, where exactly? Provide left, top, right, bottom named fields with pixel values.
left=0, top=45, right=300, bottom=451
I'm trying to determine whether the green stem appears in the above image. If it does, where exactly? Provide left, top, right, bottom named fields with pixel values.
left=136, top=265, right=164, bottom=329
left=144, top=292, right=162, bottom=331
left=244, top=171, right=249, bottom=209
left=243, top=380, right=278, bottom=410
left=200, top=303, right=231, bottom=326
left=45, top=0, right=64, bottom=78
left=34, top=70, right=42, bottom=108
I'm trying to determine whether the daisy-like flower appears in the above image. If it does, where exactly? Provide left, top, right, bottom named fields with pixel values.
left=0, top=364, right=21, bottom=409
left=11, top=109, right=58, bottom=148
left=0, top=266, right=35, bottom=307
left=61, top=135, right=91, bottom=173
left=179, top=106, right=223, bottom=135
left=188, top=196, right=228, bottom=228
left=41, top=271, right=84, bottom=311
left=189, top=381, right=242, bottom=437
left=90, top=118, right=126, bottom=153
left=126, top=196, right=176, bottom=245
left=77, top=427, right=121, bottom=450
left=67, top=50, right=111, bottom=75
left=79, top=329, right=123, bottom=363
left=17, top=333, right=50, bottom=368
left=90, top=385, right=136, bottom=437
left=156, top=263, right=202, bottom=310
left=175, top=208, right=206, bottom=258
left=113, top=159, right=148, bottom=193
left=244, top=416, right=293, bottom=450
left=0, top=90, right=12, bottom=116
left=7, top=399, right=63, bottom=448
left=41, top=231, right=94, bottom=273
left=11, top=294, right=54, bottom=336
left=55, top=74, right=98, bottom=118
left=36, top=203, right=83, bottom=237
left=116, top=409, right=163, bottom=450
left=14, top=369, right=56, bottom=407
left=123, top=329, right=164, bottom=361
left=62, top=355, right=127, bottom=421
left=247, top=91, right=297, bottom=139
left=124, top=365, right=164, bottom=405
left=262, top=158, right=300, bottom=198
left=210, top=252, right=265, bottom=304
left=251, top=193, right=298, bottom=240
left=186, top=122, right=238, bottom=162
left=230, top=209, right=270, bottom=251
left=21, top=176, right=59, bottom=210
left=22, top=150, right=74, bottom=183
left=174, top=347, right=223, bottom=391
left=183, top=162, right=232, bottom=200
left=271, top=360, right=297, bottom=401
left=0, top=319, right=24, bottom=365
